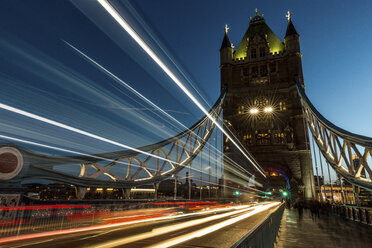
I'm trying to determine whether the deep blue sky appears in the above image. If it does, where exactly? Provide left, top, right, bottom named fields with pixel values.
left=0, top=0, right=371, bottom=183
left=132, top=0, right=372, bottom=137
left=1, top=0, right=371, bottom=144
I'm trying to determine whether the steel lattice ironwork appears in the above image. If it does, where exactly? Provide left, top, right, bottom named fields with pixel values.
left=0, top=89, right=226, bottom=188
left=296, top=77, right=372, bottom=190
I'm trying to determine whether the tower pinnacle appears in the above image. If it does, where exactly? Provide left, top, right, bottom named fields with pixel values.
left=224, top=24, right=229, bottom=34
left=285, top=11, right=298, bottom=37
left=286, top=10, right=292, bottom=22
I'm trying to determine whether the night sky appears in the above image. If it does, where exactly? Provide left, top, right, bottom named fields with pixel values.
left=0, top=0, right=371, bottom=183
left=132, top=0, right=372, bottom=136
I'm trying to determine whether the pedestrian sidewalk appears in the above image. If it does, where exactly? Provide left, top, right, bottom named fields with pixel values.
left=275, top=208, right=372, bottom=248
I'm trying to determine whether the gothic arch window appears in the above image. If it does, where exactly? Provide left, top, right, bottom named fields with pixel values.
left=238, top=105, right=245, bottom=115
left=251, top=66, right=258, bottom=78
left=274, top=132, right=285, bottom=144
left=256, top=130, right=271, bottom=145
left=243, top=134, right=253, bottom=144
left=279, top=101, right=286, bottom=111
left=269, top=63, right=276, bottom=73
left=260, top=65, right=268, bottom=76
left=254, top=96, right=268, bottom=106
left=259, top=47, right=265, bottom=57
left=251, top=48, right=257, bottom=59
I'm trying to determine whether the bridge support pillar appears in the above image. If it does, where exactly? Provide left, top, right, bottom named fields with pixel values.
left=154, top=183, right=159, bottom=200
left=174, top=174, right=178, bottom=200
left=300, top=151, right=315, bottom=200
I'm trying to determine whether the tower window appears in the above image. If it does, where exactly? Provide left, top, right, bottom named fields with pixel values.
left=260, top=65, right=268, bottom=76
left=274, top=132, right=285, bottom=144
left=279, top=101, right=286, bottom=111
left=238, top=105, right=245, bottom=115
left=256, top=131, right=271, bottom=145
left=243, top=67, right=249, bottom=76
left=254, top=96, right=268, bottom=106
left=244, top=134, right=253, bottom=144
left=270, top=63, right=276, bottom=73
left=251, top=48, right=256, bottom=59
left=251, top=66, right=258, bottom=78
left=259, top=47, right=265, bottom=57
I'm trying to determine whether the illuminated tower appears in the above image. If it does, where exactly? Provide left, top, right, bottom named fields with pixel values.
left=220, top=9, right=315, bottom=199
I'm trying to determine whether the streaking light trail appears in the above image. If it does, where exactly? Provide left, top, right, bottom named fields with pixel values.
left=0, top=103, right=177, bottom=166
left=0, top=204, right=252, bottom=245
left=92, top=204, right=260, bottom=248
left=96, top=0, right=265, bottom=176
left=149, top=202, right=281, bottom=248
left=0, top=135, right=144, bottom=171
left=64, top=41, right=247, bottom=182
left=92, top=203, right=279, bottom=248
left=63, top=41, right=189, bottom=132
left=63, top=42, right=258, bottom=186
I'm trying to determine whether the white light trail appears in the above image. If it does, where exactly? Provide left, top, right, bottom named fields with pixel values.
left=150, top=202, right=281, bottom=248
left=64, top=39, right=261, bottom=184
left=0, top=134, right=104, bottom=158
left=0, top=134, right=143, bottom=170
left=92, top=204, right=262, bottom=248
left=97, top=0, right=265, bottom=176
left=0, top=103, right=176, bottom=165
left=64, top=41, right=249, bottom=181
left=0, top=204, right=251, bottom=245
left=63, top=40, right=189, bottom=131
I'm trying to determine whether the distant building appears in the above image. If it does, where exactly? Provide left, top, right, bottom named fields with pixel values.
left=23, top=183, right=76, bottom=200
left=315, top=185, right=355, bottom=205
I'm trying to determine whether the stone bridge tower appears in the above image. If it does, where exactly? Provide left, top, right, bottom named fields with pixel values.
left=220, top=10, right=315, bottom=199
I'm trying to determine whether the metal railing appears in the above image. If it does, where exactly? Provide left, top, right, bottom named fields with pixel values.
left=232, top=203, right=284, bottom=248
left=331, top=204, right=372, bottom=225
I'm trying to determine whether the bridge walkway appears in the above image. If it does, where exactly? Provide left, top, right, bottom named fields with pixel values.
left=275, top=208, right=372, bottom=248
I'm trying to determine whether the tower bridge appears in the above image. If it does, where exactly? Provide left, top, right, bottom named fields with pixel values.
left=0, top=3, right=371, bottom=248
left=220, top=9, right=314, bottom=199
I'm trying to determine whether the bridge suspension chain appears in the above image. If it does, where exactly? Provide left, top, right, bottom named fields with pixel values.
left=0, top=89, right=226, bottom=188
left=296, top=77, right=372, bottom=190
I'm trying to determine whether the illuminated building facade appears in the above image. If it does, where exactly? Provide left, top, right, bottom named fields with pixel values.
left=220, top=10, right=315, bottom=199
left=315, top=185, right=356, bottom=205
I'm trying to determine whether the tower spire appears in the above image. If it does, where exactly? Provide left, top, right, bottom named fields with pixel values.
left=285, top=11, right=298, bottom=37
left=250, top=8, right=265, bottom=23
left=220, top=24, right=232, bottom=51
left=286, top=10, right=292, bottom=22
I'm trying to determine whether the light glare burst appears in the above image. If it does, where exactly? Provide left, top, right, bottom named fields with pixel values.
left=249, top=108, right=259, bottom=114
left=264, top=106, right=273, bottom=113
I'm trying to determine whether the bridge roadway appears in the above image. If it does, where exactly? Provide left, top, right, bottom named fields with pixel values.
left=0, top=202, right=280, bottom=248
